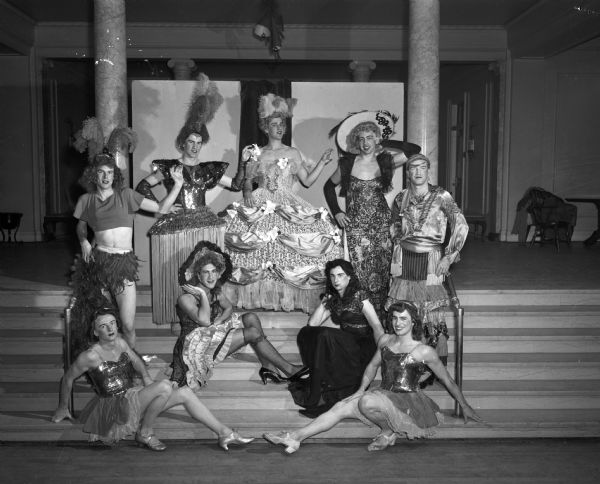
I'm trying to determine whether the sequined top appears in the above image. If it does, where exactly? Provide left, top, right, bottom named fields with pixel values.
left=325, top=289, right=372, bottom=337
left=152, top=159, right=229, bottom=210
left=390, top=185, right=468, bottom=256
left=379, top=346, right=429, bottom=393
left=87, top=352, right=135, bottom=398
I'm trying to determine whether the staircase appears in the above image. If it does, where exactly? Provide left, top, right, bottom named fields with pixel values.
left=1, top=287, right=600, bottom=442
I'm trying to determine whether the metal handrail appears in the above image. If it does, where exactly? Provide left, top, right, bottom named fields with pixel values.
left=63, top=296, right=76, bottom=415
left=445, top=273, right=464, bottom=418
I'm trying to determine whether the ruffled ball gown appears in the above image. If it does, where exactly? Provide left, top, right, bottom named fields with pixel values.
left=223, top=156, right=343, bottom=312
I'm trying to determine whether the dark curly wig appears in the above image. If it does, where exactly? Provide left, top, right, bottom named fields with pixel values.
left=178, top=240, right=232, bottom=295
left=386, top=301, right=424, bottom=339
left=79, top=153, right=125, bottom=193
left=323, top=258, right=361, bottom=304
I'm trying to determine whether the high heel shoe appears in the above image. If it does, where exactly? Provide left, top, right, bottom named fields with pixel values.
left=367, top=432, right=397, bottom=452
left=259, top=367, right=287, bottom=385
left=263, top=431, right=301, bottom=454
left=218, top=431, right=254, bottom=451
left=287, top=366, right=310, bottom=382
left=135, top=432, right=167, bottom=451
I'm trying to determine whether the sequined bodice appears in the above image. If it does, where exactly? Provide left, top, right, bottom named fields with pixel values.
left=380, top=346, right=428, bottom=392
left=326, top=290, right=372, bottom=337
left=153, top=160, right=228, bottom=210
left=346, top=176, right=390, bottom=224
left=87, top=352, right=135, bottom=398
left=253, top=158, right=298, bottom=193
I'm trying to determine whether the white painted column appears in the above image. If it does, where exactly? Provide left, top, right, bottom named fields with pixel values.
left=407, top=0, right=440, bottom=183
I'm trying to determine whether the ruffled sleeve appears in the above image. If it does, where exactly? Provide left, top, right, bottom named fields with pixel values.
left=198, top=162, right=230, bottom=189
left=151, top=159, right=179, bottom=180
left=440, top=190, right=469, bottom=262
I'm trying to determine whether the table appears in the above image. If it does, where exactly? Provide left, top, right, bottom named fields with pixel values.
left=565, top=197, right=600, bottom=246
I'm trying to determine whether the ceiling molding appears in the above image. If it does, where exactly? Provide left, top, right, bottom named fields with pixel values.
left=508, top=0, right=600, bottom=58
left=35, top=22, right=507, bottom=62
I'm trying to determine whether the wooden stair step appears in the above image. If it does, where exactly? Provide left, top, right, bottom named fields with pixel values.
left=2, top=408, right=600, bottom=442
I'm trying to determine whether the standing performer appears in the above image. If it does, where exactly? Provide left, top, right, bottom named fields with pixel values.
left=52, top=309, right=253, bottom=451
left=263, top=302, right=481, bottom=454
left=324, top=111, right=420, bottom=315
left=386, top=154, right=468, bottom=367
left=135, top=74, right=247, bottom=325
left=73, top=152, right=184, bottom=348
left=224, top=93, right=343, bottom=312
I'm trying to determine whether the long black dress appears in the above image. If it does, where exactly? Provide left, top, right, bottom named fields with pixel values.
left=290, top=289, right=377, bottom=415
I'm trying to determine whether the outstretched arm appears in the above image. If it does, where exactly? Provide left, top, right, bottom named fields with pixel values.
left=52, top=351, right=96, bottom=422
left=296, top=148, right=334, bottom=188
left=421, top=345, right=483, bottom=424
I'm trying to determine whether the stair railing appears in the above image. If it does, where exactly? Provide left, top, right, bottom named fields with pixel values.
left=63, top=296, right=76, bottom=415
left=445, top=273, right=464, bottom=418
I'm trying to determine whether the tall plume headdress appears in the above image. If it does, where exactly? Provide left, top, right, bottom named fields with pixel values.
left=175, top=73, right=224, bottom=150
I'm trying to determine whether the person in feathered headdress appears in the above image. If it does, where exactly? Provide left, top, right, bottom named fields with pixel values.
left=222, top=93, right=344, bottom=313
left=322, top=111, right=421, bottom=316
left=134, top=73, right=255, bottom=327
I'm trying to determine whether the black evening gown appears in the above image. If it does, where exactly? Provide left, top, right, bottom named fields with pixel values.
left=290, top=290, right=377, bottom=415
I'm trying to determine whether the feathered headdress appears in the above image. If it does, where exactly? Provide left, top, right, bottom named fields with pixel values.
left=258, top=93, right=296, bottom=119
left=176, top=73, right=224, bottom=149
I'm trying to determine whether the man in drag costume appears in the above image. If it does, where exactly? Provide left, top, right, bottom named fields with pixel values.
left=386, top=154, right=469, bottom=368
left=135, top=74, right=249, bottom=325
left=223, top=93, right=343, bottom=313
left=263, top=301, right=481, bottom=454
left=72, top=152, right=184, bottom=349
left=323, top=110, right=421, bottom=315
left=170, top=240, right=308, bottom=389
left=52, top=308, right=254, bottom=451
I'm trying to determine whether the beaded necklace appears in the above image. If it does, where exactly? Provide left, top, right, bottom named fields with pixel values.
left=401, top=185, right=441, bottom=233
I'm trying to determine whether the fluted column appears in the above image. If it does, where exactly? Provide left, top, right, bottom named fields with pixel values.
left=407, top=0, right=440, bottom=183
left=167, top=58, right=196, bottom=80
left=349, top=60, right=376, bottom=82
left=94, top=0, right=128, bottom=170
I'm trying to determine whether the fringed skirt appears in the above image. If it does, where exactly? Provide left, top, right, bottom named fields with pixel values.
left=343, top=387, right=443, bottom=440
left=78, top=386, right=143, bottom=445
left=387, top=247, right=450, bottom=351
left=148, top=207, right=226, bottom=325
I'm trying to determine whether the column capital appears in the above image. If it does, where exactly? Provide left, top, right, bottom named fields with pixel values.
left=349, top=60, right=376, bottom=82
left=167, top=58, right=197, bottom=80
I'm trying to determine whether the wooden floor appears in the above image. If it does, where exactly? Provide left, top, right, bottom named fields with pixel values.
left=1, top=438, right=599, bottom=483
left=1, top=237, right=599, bottom=291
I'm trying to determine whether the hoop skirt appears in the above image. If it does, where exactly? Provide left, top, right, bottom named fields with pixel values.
left=223, top=157, right=343, bottom=312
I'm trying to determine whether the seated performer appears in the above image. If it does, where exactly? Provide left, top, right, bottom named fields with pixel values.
left=135, top=74, right=249, bottom=326
left=73, top=152, right=184, bottom=348
left=290, top=259, right=384, bottom=417
left=224, top=93, right=343, bottom=313
left=264, top=301, right=482, bottom=454
left=52, top=308, right=253, bottom=451
left=171, top=241, right=308, bottom=389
